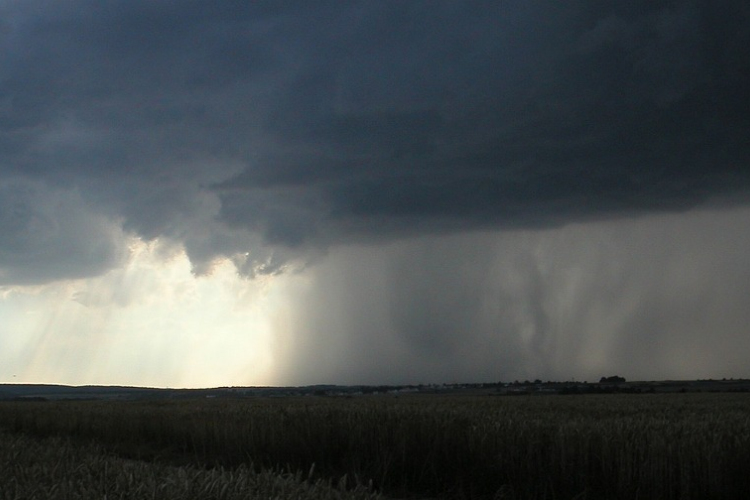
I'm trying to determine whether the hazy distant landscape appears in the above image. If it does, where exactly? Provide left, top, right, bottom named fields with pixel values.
left=2, top=381, right=750, bottom=499
left=2, top=377, right=749, bottom=401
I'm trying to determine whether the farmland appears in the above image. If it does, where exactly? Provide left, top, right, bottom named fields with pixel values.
left=0, top=393, right=749, bottom=499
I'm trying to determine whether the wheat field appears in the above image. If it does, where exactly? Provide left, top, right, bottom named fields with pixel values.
left=1, top=393, right=749, bottom=499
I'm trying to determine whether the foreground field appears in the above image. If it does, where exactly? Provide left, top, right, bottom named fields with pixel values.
left=0, top=393, right=749, bottom=499
left=0, top=431, right=379, bottom=500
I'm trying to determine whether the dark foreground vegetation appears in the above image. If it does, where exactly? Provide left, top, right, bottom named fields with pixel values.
left=1, top=393, right=749, bottom=499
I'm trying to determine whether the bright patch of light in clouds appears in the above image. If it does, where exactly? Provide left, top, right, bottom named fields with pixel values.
left=0, top=240, right=280, bottom=388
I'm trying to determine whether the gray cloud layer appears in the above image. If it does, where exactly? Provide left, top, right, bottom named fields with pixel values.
left=1, top=1, right=749, bottom=284
left=0, top=179, right=126, bottom=284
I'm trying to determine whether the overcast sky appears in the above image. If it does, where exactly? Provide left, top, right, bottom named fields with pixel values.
left=1, top=1, right=749, bottom=387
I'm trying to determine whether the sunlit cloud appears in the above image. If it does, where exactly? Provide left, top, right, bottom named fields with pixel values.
left=1, top=239, right=283, bottom=388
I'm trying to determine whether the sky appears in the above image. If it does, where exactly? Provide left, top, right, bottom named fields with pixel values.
left=1, top=1, right=749, bottom=388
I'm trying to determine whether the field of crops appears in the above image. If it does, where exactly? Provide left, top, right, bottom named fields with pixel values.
left=0, top=393, right=749, bottom=499
left=0, top=431, right=379, bottom=500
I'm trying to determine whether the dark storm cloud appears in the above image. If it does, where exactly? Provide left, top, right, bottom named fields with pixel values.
left=1, top=0, right=749, bottom=282
left=0, top=179, right=126, bottom=285
left=214, top=0, right=750, bottom=246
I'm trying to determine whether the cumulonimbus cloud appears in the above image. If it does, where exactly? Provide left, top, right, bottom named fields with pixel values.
left=0, top=1, right=748, bottom=283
